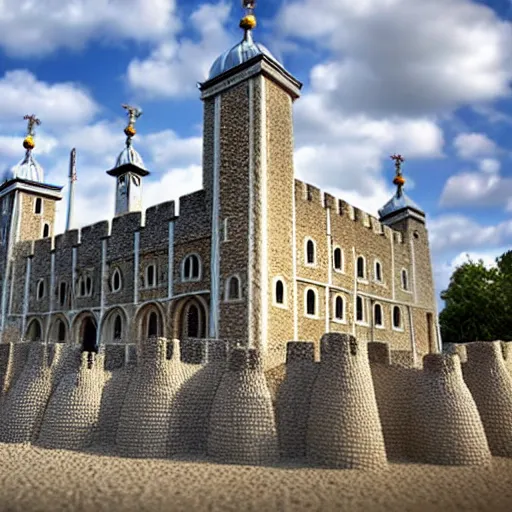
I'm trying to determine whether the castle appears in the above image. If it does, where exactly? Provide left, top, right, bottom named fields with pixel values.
left=0, top=2, right=439, bottom=369
left=0, top=4, right=512, bottom=471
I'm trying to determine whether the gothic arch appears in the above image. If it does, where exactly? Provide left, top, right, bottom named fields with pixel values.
left=100, top=307, right=130, bottom=344
left=48, top=314, right=70, bottom=343
left=134, top=302, right=166, bottom=341
left=25, top=318, right=44, bottom=342
left=71, top=311, right=99, bottom=352
left=171, top=295, right=209, bottom=340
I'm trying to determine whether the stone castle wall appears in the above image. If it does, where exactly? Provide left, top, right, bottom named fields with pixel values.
left=0, top=335, right=510, bottom=469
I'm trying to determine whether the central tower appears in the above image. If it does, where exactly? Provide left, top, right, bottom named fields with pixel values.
left=199, top=1, right=302, bottom=364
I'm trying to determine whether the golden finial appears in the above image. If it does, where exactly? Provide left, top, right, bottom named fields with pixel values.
left=22, top=114, right=41, bottom=151
left=390, top=154, right=406, bottom=196
left=240, top=0, right=257, bottom=31
left=121, top=104, right=143, bottom=145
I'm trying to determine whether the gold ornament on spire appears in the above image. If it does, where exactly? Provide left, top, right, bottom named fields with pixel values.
left=240, top=0, right=257, bottom=31
left=121, top=104, right=143, bottom=145
left=22, top=114, right=41, bottom=151
left=390, top=154, right=406, bottom=196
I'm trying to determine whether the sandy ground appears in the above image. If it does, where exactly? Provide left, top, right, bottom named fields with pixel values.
left=0, top=444, right=512, bottom=512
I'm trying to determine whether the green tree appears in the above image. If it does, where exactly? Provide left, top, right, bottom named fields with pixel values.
left=440, top=255, right=508, bottom=344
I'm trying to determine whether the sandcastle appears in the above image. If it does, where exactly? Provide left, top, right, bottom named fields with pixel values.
left=0, top=334, right=510, bottom=469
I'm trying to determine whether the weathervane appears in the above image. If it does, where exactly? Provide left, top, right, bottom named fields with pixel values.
left=22, top=114, right=41, bottom=152
left=390, top=154, right=406, bottom=197
left=240, top=0, right=257, bottom=31
left=121, top=104, right=143, bottom=146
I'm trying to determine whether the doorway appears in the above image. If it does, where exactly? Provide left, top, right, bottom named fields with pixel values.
left=81, top=317, right=98, bottom=353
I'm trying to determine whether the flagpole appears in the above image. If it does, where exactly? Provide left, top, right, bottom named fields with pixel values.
left=66, top=148, right=77, bottom=231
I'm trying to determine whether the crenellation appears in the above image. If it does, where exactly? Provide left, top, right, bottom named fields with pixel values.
left=294, top=179, right=306, bottom=200
left=109, top=212, right=142, bottom=260
left=54, top=230, right=79, bottom=251
left=323, top=192, right=335, bottom=210
left=176, top=191, right=210, bottom=243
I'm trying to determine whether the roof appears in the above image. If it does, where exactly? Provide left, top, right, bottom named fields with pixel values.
left=2, top=151, right=44, bottom=184
left=114, top=144, right=146, bottom=171
left=378, top=190, right=424, bottom=220
left=208, top=30, right=281, bottom=81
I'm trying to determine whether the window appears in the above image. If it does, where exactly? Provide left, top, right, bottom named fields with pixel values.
left=59, top=282, right=67, bottom=307
left=357, top=256, right=365, bottom=279
left=333, top=247, right=343, bottom=271
left=306, top=289, right=316, bottom=316
left=132, top=175, right=140, bottom=187
left=374, top=261, right=382, bottom=282
left=305, top=239, right=315, bottom=265
left=275, top=279, right=285, bottom=305
left=356, top=296, right=364, bottom=322
left=42, top=223, right=50, bottom=238
left=113, top=315, right=123, bottom=340
left=146, top=264, right=156, bottom=288
left=86, top=276, right=93, bottom=296
left=111, top=268, right=122, bottom=292
left=80, top=277, right=86, bottom=297
left=36, top=279, right=45, bottom=300
left=77, top=274, right=93, bottom=298
left=148, top=312, right=158, bottom=338
left=334, top=296, right=344, bottom=321
left=182, top=255, right=201, bottom=282
left=374, top=303, right=383, bottom=327
left=34, top=198, right=42, bottom=214
left=225, top=275, right=241, bottom=301
left=401, top=269, right=409, bottom=290
left=27, top=320, right=42, bottom=342
left=393, top=306, right=402, bottom=329
left=57, top=320, right=66, bottom=342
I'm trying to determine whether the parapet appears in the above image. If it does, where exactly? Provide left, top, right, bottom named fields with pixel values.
left=80, top=220, right=110, bottom=245
left=54, top=230, right=79, bottom=251
left=179, top=338, right=228, bottom=364
left=33, top=237, right=53, bottom=257
left=145, top=200, right=175, bottom=226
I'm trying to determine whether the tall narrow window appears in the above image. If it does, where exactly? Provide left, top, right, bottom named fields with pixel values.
left=393, top=306, right=402, bottom=329
left=335, top=296, right=344, bottom=320
left=43, top=223, right=50, bottom=238
left=111, top=268, right=122, bottom=292
left=37, top=280, right=45, bottom=300
left=306, top=240, right=315, bottom=265
left=306, top=289, right=316, bottom=316
left=333, top=248, right=342, bottom=271
left=57, top=320, right=66, bottom=342
left=226, top=276, right=241, bottom=301
left=146, top=264, right=156, bottom=287
left=275, top=280, right=284, bottom=305
left=79, top=277, right=86, bottom=297
left=401, top=269, right=409, bottom=290
left=182, top=255, right=200, bottom=282
left=34, top=198, right=42, bottom=214
left=86, top=276, right=93, bottom=296
left=148, top=312, right=158, bottom=338
left=357, top=256, right=365, bottom=279
left=356, top=296, right=364, bottom=322
left=113, top=315, right=122, bottom=340
left=374, top=304, right=383, bottom=326
left=375, top=261, right=382, bottom=282
left=59, top=282, right=67, bottom=307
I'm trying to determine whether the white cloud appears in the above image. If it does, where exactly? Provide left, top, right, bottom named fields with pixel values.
left=141, top=130, right=202, bottom=168
left=278, top=0, right=512, bottom=117
left=453, top=132, right=498, bottom=159
left=0, top=0, right=179, bottom=57
left=127, top=2, right=233, bottom=98
left=0, top=70, right=99, bottom=126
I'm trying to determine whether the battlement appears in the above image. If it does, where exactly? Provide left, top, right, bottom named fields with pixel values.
left=294, top=178, right=408, bottom=245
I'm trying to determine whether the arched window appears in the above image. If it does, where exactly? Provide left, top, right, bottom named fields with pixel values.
left=401, top=269, right=409, bottom=290
left=79, top=277, right=86, bottom=297
left=86, top=276, right=93, bottom=296
left=374, top=261, right=382, bottom=282
left=357, top=256, right=365, bottom=279
left=27, top=320, right=42, bottom=342
left=36, top=279, right=45, bottom=300
left=306, top=289, right=316, bottom=316
left=111, top=268, right=122, bottom=292
left=305, top=239, right=315, bottom=265
left=334, top=296, right=344, bottom=320
left=393, top=306, right=402, bottom=329
left=146, top=264, right=156, bottom=288
left=333, top=247, right=343, bottom=271
left=148, top=311, right=158, bottom=338
left=57, top=320, right=66, bottom=342
left=226, top=275, right=241, bottom=301
left=275, top=279, right=284, bottom=305
left=182, top=254, right=201, bottom=282
left=34, top=198, right=42, bottom=214
left=43, top=223, right=50, bottom=238
left=356, top=296, right=364, bottom=322
left=59, top=282, right=67, bottom=307
left=374, top=303, right=383, bottom=326
left=113, top=314, right=123, bottom=340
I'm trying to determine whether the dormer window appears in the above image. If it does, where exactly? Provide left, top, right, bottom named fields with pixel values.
left=34, top=198, right=42, bottom=215
left=182, top=254, right=201, bottom=282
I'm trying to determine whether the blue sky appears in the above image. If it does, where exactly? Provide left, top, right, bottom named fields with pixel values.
left=1, top=0, right=512, bottom=311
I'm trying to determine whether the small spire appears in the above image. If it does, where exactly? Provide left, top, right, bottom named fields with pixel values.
left=390, top=154, right=406, bottom=198
left=240, top=0, right=257, bottom=32
left=22, top=114, right=41, bottom=153
left=121, top=104, right=143, bottom=147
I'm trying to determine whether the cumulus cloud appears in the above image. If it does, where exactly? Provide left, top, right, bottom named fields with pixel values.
left=0, top=0, right=179, bottom=57
left=453, top=132, right=498, bottom=159
left=278, top=0, right=512, bottom=117
left=127, top=2, right=233, bottom=98
left=0, top=70, right=99, bottom=126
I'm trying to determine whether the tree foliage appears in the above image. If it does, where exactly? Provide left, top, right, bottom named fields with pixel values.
left=440, top=251, right=512, bottom=344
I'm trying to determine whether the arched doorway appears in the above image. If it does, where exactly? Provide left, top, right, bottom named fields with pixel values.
left=26, top=319, right=43, bottom=342
left=178, top=298, right=207, bottom=340
left=81, top=317, right=98, bottom=353
left=136, top=303, right=165, bottom=341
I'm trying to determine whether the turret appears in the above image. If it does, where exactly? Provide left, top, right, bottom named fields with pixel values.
left=106, top=104, right=149, bottom=217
